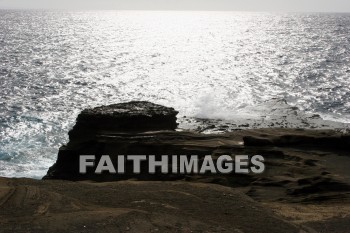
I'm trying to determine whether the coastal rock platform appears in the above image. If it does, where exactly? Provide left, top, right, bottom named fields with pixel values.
left=1, top=101, right=350, bottom=232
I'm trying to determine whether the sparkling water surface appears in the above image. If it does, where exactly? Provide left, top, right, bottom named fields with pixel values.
left=0, top=11, right=349, bottom=178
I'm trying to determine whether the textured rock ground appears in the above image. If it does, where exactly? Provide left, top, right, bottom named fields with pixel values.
left=0, top=178, right=304, bottom=233
left=1, top=175, right=350, bottom=232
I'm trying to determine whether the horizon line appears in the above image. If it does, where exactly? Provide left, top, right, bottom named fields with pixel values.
left=1, top=8, right=350, bottom=13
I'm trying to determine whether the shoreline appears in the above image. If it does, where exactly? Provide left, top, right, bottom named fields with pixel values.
left=1, top=101, right=350, bottom=232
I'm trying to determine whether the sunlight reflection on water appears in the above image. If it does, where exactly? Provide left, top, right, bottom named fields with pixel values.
left=0, top=11, right=349, bottom=177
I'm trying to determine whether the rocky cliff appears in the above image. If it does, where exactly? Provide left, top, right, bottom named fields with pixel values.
left=44, top=101, right=350, bottom=204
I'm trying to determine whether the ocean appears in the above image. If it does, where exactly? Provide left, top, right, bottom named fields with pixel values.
left=0, top=10, right=349, bottom=178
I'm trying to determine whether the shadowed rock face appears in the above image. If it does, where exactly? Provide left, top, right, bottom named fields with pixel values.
left=243, top=133, right=350, bottom=149
left=44, top=102, right=350, bottom=205
left=68, top=101, right=178, bottom=142
left=77, top=101, right=178, bottom=127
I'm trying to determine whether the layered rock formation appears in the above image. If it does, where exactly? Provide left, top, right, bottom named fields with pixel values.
left=45, top=101, right=179, bottom=180
left=44, top=101, right=350, bottom=204
left=68, top=101, right=178, bottom=142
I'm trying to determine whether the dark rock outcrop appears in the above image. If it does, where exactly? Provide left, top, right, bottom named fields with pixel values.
left=78, top=101, right=178, bottom=130
left=68, top=101, right=178, bottom=143
left=45, top=101, right=179, bottom=180
left=44, top=102, right=350, bottom=204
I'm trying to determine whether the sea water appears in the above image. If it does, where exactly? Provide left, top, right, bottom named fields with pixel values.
left=0, top=11, right=349, bottom=178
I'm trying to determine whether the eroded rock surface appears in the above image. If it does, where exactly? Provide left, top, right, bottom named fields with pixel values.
left=68, top=101, right=178, bottom=142
left=44, top=102, right=350, bottom=205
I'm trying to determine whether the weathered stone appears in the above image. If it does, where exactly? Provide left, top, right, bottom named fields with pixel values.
left=68, top=101, right=178, bottom=143
left=44, top=102, right=350, bottom=206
